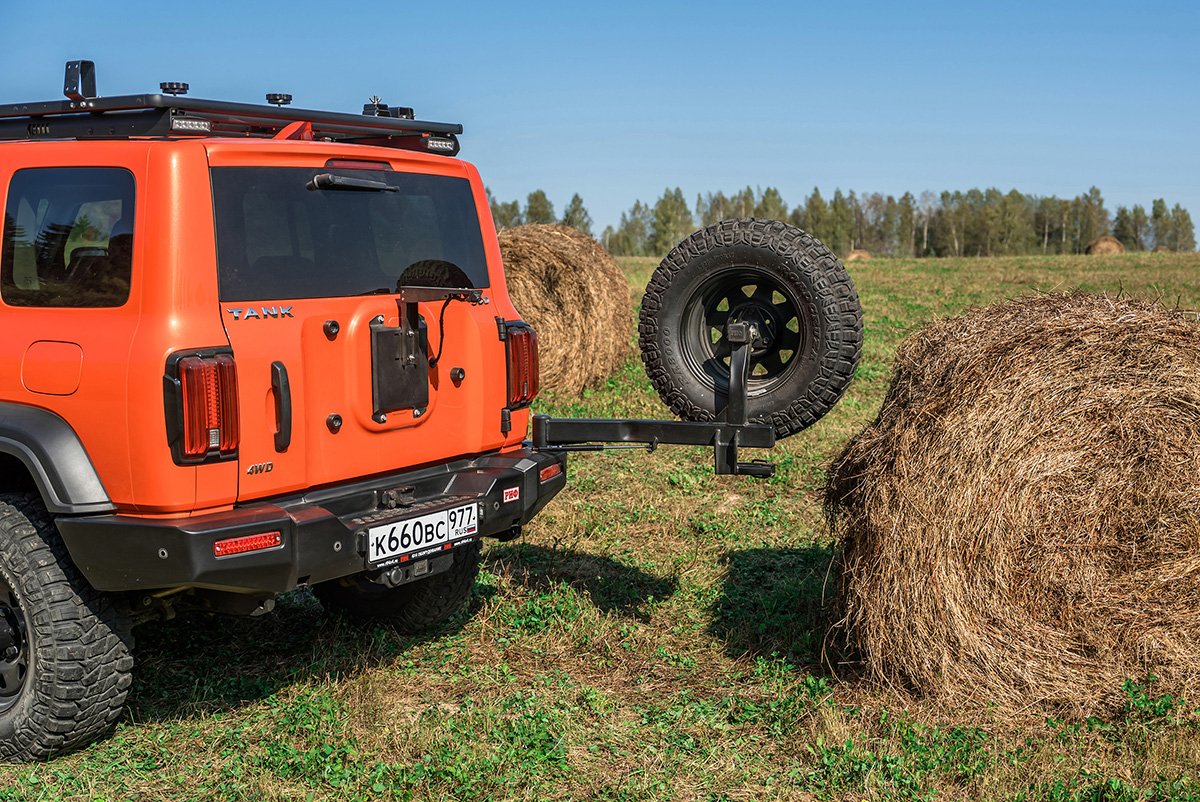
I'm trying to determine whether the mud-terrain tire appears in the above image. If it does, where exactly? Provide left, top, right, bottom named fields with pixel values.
left=313, top=541, right=481, bottom=634
left=639, top=218, right=862, bottom=439
left=0, top=494, right=133, bottom=762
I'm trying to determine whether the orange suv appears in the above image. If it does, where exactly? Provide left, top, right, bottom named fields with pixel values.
left=0, top=62, right=564, bottom=759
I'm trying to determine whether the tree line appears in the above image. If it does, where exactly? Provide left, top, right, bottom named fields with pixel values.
left=487, top=189, right=593, bottom=235
left=489, top=186, right=1196, bottom=258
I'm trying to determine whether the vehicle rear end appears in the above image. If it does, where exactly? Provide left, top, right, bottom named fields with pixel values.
left=58, top=140, right=565, bottom=609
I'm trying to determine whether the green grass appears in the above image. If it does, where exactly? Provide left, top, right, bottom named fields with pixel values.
left=5, top=251, right=1200, bottom=800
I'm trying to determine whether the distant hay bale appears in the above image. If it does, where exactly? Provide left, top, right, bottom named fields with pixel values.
left=845, top=249, right=872, bottom=261
left=497, top=224, right=632, bottom=395
left=825, top=293, right=1200, bottom=712
left=1085, top=236, right=1125, bottom=255
left=1154, top=246, right=1172, bottom=253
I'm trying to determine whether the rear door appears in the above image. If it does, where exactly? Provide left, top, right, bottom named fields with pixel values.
left=207, top=147, right=511, bottom=502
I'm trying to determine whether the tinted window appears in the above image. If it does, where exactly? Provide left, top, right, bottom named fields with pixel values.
left=211, top=167, right=489, bottom=302
left=0, top=168, right=135, bottom=307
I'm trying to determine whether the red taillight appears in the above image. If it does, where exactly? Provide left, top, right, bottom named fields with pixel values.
left=539, top=463, right=562, bottom=483
left=213, top=531, right=282, bottom=557
left=178, top=354, right=239, bottom=458
left=506, top=326, right=539, bottom=408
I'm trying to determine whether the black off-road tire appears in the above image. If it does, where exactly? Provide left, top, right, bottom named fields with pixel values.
left=639, top=219, right=862, bottom=439
left=313, top=541, right=481, bottom=634
left=0, top=494, right=133, bottom=762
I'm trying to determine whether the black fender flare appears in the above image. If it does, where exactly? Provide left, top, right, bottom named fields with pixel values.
left=0, top=402, right=115, bottom=514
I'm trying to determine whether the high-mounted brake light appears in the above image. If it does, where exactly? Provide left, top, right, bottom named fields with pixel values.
left=324, top=159, right=393, bottom=171
left=505, top=325, right=539, bottom=408
left=173, top=353, right=239, bottom=460
left=213, top=531, right=282, bottom=557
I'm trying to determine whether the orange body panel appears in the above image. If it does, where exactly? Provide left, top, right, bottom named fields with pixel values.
left=0, top=138, right=530, bottom=515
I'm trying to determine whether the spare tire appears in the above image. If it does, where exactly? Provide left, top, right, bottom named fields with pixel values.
left=639, top=219, right=862, bottom=439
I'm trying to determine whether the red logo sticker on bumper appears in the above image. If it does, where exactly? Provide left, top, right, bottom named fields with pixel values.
left=503, top=487, right=520, bottom=503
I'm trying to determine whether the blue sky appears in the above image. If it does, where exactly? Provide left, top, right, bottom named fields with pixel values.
left=3, top=0, right=1196, bottom=233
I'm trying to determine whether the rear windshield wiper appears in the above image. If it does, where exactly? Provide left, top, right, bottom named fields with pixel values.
left=306, top=173, right=397, bottom=193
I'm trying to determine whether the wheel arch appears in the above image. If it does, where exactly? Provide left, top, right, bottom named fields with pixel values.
left=0, top=403, right=114, bottom=515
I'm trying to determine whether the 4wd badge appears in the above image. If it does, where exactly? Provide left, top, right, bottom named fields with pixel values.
left=503, top=487, right=520, bottom=503
left=246, top=462, right=274, bottom=475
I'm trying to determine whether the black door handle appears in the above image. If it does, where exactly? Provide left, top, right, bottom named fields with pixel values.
left=271, top=361, right=292, bottom=452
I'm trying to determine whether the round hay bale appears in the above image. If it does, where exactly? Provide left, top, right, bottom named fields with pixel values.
left=825, top=292, right=1200, bottom=712
left=497, top=224, right=632, bottom=395
left=1154, top=245, right=1172, bottom=253
left=845, top=249, right=872, bottom=261
left=1085, top=236, right=1125, bottom=255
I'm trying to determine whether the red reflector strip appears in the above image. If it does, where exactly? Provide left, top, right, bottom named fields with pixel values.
left=539, top=463, right=562, bottom=482
left=213, top=531, right=282, bottom=557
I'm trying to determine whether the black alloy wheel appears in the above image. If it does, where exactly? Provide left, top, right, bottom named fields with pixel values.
left=0, top=576, right=27, bottom=714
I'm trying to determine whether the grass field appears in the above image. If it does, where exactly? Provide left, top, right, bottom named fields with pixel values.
left=5, top=252, right=1200, bottom=801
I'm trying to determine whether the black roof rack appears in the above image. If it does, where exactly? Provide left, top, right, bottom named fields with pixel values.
left=0, top=61, right=463, bottom=157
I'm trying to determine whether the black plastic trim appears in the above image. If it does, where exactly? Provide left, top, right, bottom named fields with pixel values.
left=0, top=403, right=114, bottom=514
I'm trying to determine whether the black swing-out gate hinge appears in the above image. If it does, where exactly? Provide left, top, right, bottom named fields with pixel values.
left=531, top=322, right=776, bottom=478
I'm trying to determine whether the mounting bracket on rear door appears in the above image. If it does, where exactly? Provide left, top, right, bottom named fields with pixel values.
left=532, top=322, right=776, bottom=477
left=370, top=286, right=486, bottom=420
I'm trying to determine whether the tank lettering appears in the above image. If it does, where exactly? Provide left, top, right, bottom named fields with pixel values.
left=225, top=307, right=295, bottom=321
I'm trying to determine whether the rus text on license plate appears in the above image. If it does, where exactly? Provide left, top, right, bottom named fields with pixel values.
left=366, top=503, right=478, bottom=565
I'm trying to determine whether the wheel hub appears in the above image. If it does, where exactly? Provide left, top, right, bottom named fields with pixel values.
left=727, top=302, right=780, bottom=354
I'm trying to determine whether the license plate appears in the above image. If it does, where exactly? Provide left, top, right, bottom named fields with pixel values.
left=366, top=502, right=478, bottom=565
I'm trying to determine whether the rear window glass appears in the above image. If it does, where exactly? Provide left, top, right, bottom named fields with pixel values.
left=0, top=167, right=135, bottom=308
left=211, top=167, right=489, bottom=302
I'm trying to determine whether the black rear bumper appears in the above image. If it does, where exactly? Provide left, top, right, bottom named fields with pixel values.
left=56, top=448, right=566, bottom=594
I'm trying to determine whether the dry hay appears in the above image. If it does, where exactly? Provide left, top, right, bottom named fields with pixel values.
left=1085, top=236, right=1125, bottom=255
left=1154, top=245, right=1172, bottom=253
left=497, top=224, right=632, bottom=395
left=845, top=249, right=872, bottom=261
left=825, top=292, right=1200, bottom=712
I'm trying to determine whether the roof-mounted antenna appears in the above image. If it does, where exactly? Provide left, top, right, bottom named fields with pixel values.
left=64, top=60, right=96, bottom=101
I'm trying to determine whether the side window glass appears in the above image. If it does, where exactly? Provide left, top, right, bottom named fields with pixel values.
left=0, top=167, right=135, bottom=308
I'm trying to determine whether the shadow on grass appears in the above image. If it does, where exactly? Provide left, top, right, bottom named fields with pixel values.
left=708, top=545, right=843, bottom=670
left=127, top=583, right=496, bottom=723
left=485, top=542, right=676, bottom=623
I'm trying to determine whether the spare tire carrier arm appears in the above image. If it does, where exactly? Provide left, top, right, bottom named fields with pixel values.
left=532, top=322, right=776, bottom=478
